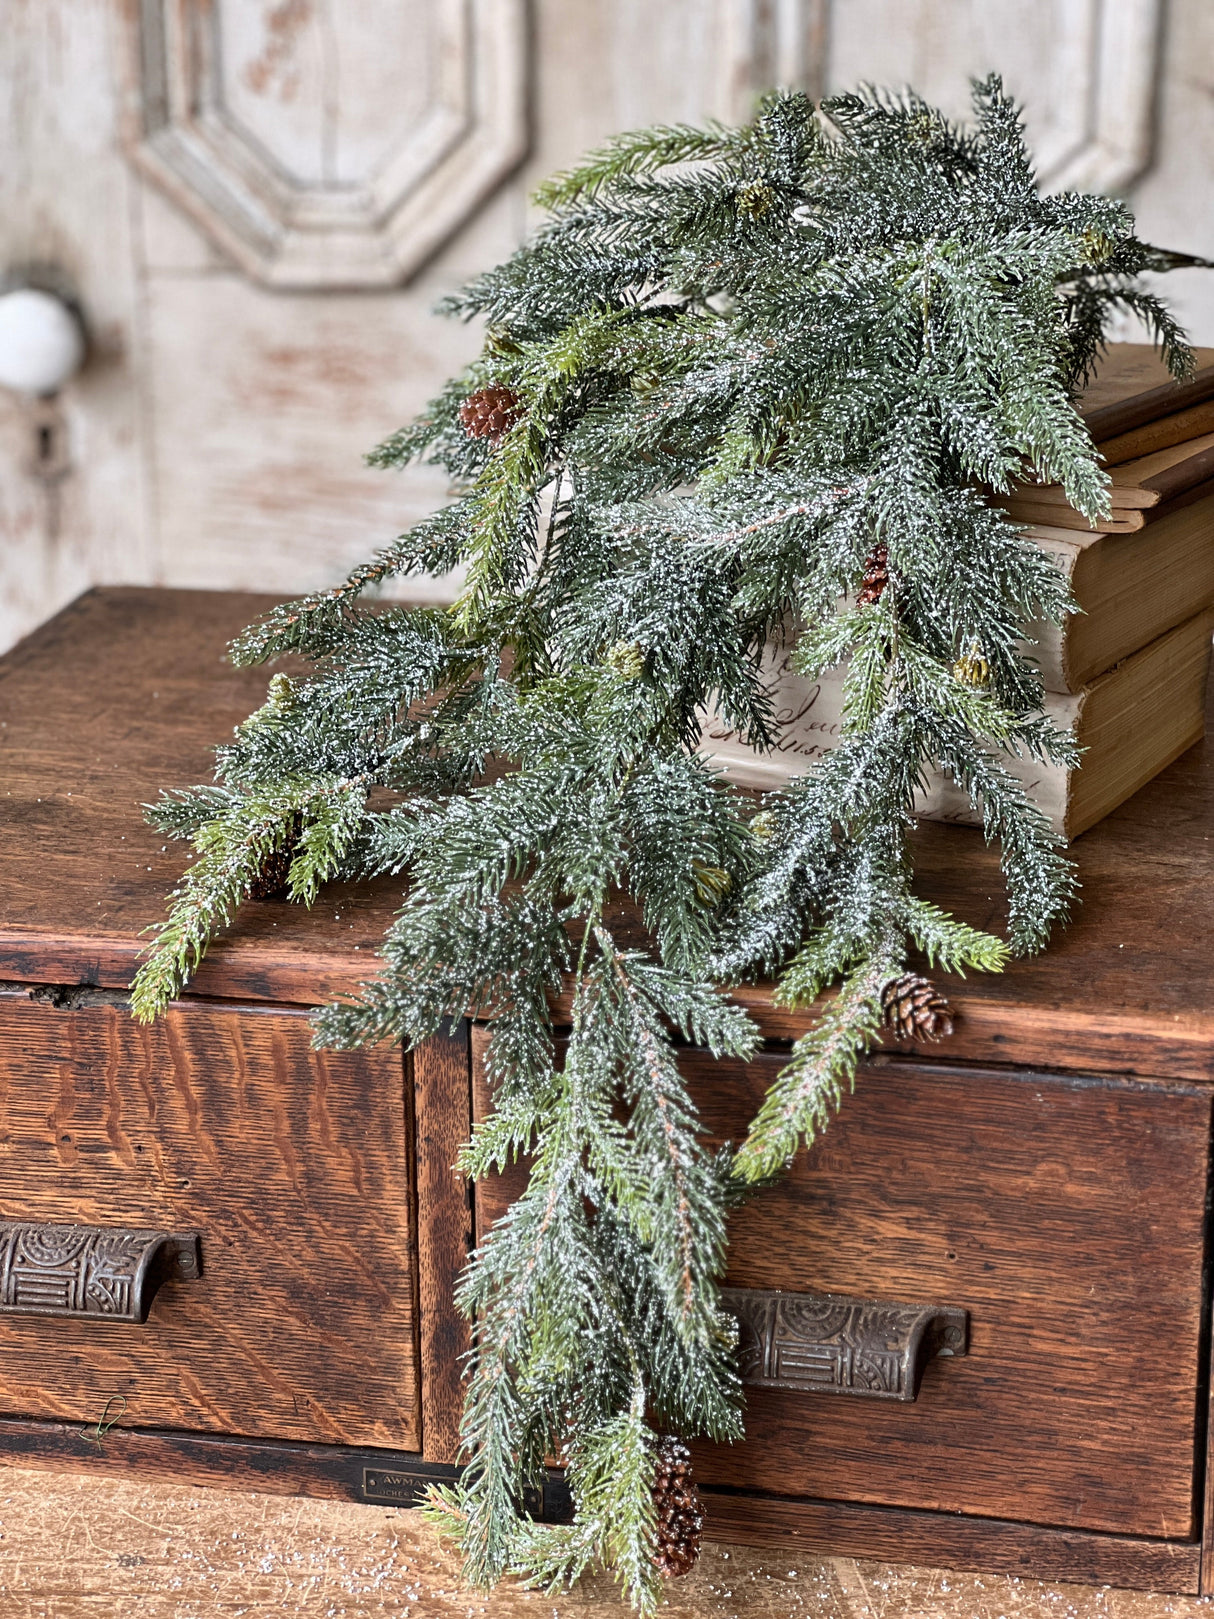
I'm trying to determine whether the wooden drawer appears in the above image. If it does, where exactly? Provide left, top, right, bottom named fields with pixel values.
left=472, top=1037, right=1212, bottom=1541
left=5, top=589, right=1214, bottom=1593
left=0, top=992, right=419, bottom=1452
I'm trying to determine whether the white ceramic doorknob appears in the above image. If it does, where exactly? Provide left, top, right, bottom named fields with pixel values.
left=0, top=288, right=85, bottom=395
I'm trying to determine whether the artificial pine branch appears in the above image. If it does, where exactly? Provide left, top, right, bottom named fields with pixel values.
left=130, top=77, right=1204, bottom=1611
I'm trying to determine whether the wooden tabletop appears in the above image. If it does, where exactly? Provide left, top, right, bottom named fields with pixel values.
left=2, top=587, right=1212, bottom=1082
left=0, top=1461, right=1179, bottom=1619
left=0, top=588, right=401, bottom=1008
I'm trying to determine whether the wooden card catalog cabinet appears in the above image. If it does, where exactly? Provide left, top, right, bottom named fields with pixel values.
left=3, top=585, right=1214, bottom=1597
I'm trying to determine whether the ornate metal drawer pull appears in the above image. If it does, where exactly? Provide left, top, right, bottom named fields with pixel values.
left=0, top=1223, right=201, bottom=1323
left=721, top=1286, right=968, bottom=1403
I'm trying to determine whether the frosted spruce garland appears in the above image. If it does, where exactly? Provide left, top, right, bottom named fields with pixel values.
left=132, top=81, right=1200, bottom=1613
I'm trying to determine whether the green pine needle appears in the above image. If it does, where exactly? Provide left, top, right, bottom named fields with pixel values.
left=130, top=76, right=1203, bottom=1605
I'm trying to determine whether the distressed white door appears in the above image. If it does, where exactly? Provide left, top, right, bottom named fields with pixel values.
left=1, top=0, right=1209, bottom=652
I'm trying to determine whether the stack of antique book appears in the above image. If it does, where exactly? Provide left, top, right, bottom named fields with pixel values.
left=708, top=345, right=1214, bottom=837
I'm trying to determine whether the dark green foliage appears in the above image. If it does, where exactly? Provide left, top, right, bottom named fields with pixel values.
left=131, top=79, right=1200, bottom=1611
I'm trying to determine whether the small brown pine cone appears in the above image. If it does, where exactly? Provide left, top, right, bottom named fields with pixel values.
left=247, top=814, right=303, bottom=903
left=856, top=543, right=889, bottom=606
left=881, top=973, right=954, bottom=1042
left=651, top=1436, right=703, bottom=1579
left=458, top=385, right=523, bottom=446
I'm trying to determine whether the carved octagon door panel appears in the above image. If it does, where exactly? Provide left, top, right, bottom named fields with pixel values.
left=127, top=0, right=529, bottom=288
left=2, top=0, right=1200, bottom=654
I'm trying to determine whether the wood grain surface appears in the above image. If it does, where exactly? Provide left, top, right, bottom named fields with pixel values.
left=411, top=1023, right=474, bottom=1464
left=0, top=1407, right=1196, bottom=1596
left=5, top=587, right=1214, bottom=1086
left=7, top=586, right=1214, bottom=1587
left=0, top=588, right=403, bottom=1008
left=0, top=1461, right=1208, bottom=1618
left=701, top=1490, right=1202, bottom=1595
left=0, top=1415, right=437, bottom=1504
left=697, top=1054, right=1209, bottom=1539
left=0, top=989, right=418, bottom=1451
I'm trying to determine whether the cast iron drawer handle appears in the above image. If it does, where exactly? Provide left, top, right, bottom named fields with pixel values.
left=0, top=1222, right=201, bottom=1323
left=721, top=1286, right=968, bottom=1403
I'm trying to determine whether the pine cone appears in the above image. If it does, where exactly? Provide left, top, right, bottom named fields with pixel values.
left=691, top=859, right=732, bottom=906
left=951, top=638, right=990, bottom=688
left=856, top=543, right=889, bottom=605
left=651, top=1435, right=702, bottom=1579
left=247, top=814, right=303, bottom=903
left=881, top=973, right=954, bottom=1041
left=736, top=180, right=776, bottom=219
left=1078, top=227, right=1116, bottom=267
left=606, top=639, right=646, bottom=680
left=458, top=385, right=523, bottom=446
left=749, top=810, right=777, bottom=843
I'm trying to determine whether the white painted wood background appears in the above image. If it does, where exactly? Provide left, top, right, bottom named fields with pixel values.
left=2, top=0, right=1212, bottom=653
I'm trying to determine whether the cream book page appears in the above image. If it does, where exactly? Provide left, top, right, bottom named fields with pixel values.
left=700, top=641, right=1079, bottom=836
left=1019, top=525, right=1090, bottom=691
